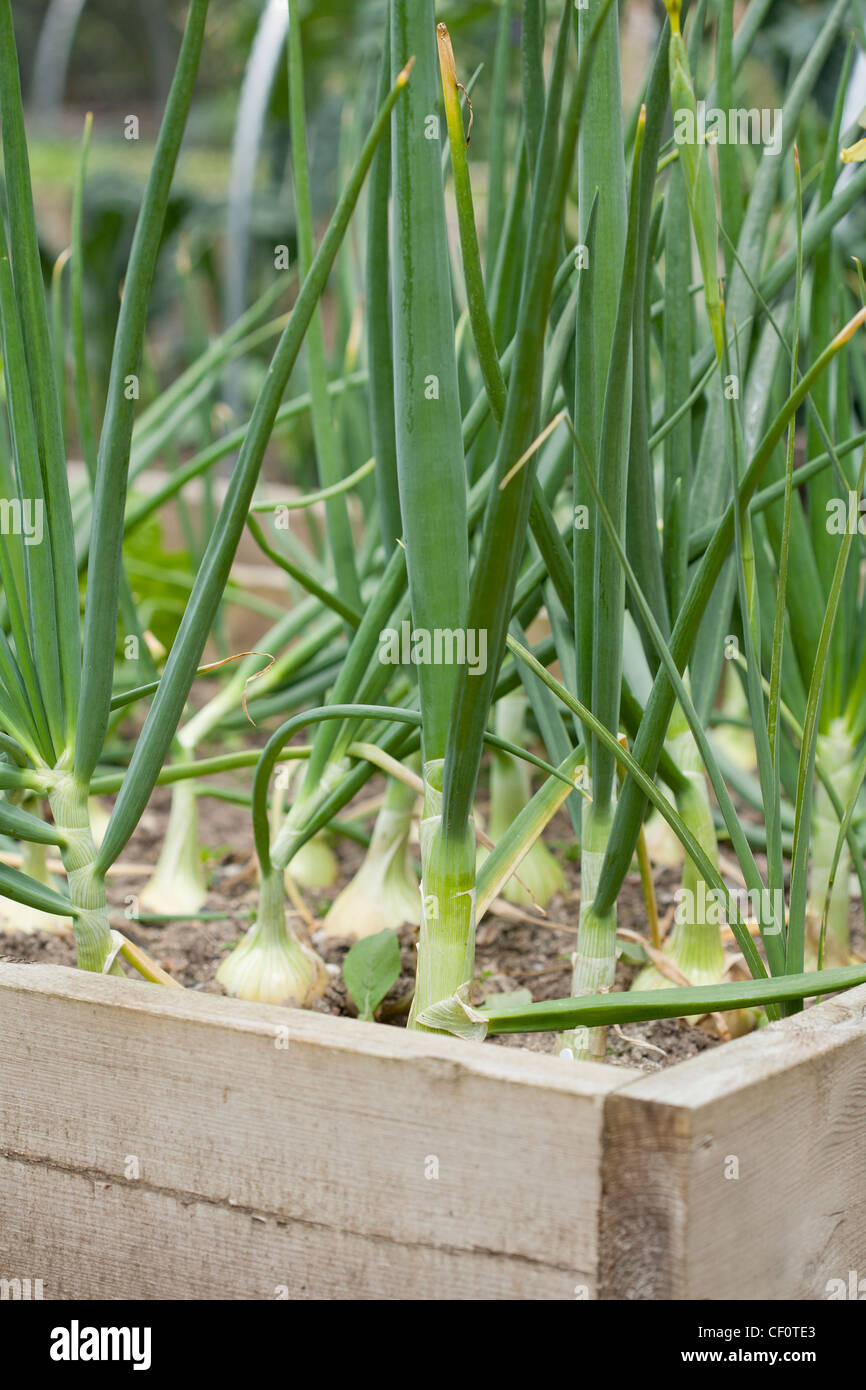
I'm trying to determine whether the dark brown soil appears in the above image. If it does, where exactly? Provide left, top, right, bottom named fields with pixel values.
left=4, top=778, right=862, bottom=1074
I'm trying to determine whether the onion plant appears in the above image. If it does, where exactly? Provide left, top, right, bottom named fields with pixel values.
left=225, top=0, right=866, bottom=1044
left=481, top=695, right=565, bottom=910
left=7, top=0, right=866, bottom=1058
left=221, top=1, right=591, bottom=1006
left=322, top=766, right=420, bottom=939
left=0, top=0, right=410, bottom=981
left=571, top=0, right=866, bottom=1033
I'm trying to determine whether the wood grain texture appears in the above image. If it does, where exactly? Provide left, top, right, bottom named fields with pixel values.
left=0, top=964, right=637, bottom=1300
left=7, top=965, right=865, bottom=1300
left=0, top=1155, right=585, bottom=1300
left=600, top=984, right=866, bottom=1299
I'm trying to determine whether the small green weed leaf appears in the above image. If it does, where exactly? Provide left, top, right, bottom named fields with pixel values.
left=343, top=929, right=401, bottom=1020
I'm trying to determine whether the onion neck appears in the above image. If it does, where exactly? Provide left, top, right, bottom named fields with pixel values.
left=49, top=774, right=121, bottom=974
left=563, top=802, right=617, bottom=1061
left=408, top=759, right=476, bottom=1031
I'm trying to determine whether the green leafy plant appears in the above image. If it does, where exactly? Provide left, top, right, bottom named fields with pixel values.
left=0, top=0, right=410, bottom=982
left=343, top=927, right=402, bottom=1020
left=219, top=0, right=866, bottom=1049
left=4, top=0, right=866, bottom=1069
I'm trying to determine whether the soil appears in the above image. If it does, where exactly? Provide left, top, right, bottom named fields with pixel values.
left=4, top=776, right=863, bottom=1074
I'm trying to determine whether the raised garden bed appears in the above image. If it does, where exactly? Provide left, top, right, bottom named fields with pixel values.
left=2, top=962, right=864, bottom=1300
left=5, top=0, right=866, bottom=1316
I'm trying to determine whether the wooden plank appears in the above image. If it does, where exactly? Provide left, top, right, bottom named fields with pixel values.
left=600, top=984, right=866, bottom=1299
left=0, top=964, right=638, bottom=1300
left=0, top=1155, right=581, bottom=1300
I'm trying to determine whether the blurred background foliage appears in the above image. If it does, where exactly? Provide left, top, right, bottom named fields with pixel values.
left=9, top=1, right=863, bottom=476
left=10, top=0, right=506, bottom=477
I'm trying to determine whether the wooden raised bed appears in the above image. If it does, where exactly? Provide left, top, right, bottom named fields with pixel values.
left=1, top=962, right=864, bottom=1300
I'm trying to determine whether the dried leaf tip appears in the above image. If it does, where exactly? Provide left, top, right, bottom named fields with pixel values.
left=397, top=55, right=416, bottom=86
left=436, top=23, right=458, bottom=84
left=832, top=303, right=866, bottom=348
left=436, top=23, right=472, bottom=145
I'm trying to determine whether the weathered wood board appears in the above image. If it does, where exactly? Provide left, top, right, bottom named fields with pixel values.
left=2, top=964, right=865, bottom=1299
left=600, top=983, right=866, bottom=1299
left=0, top=964, right=633, bottom=1300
